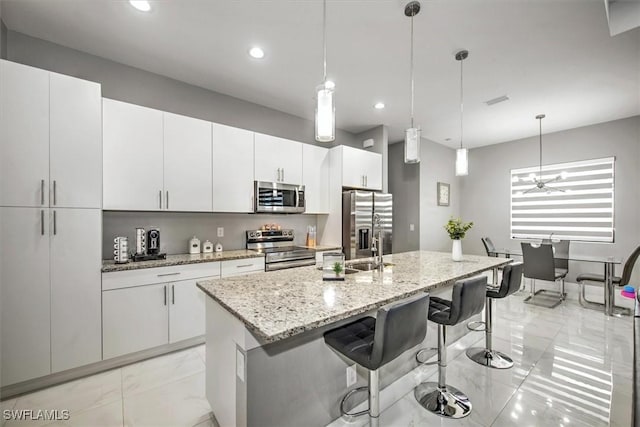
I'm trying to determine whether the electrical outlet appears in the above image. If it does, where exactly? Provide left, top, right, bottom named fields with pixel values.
left=409, top=223, right=415, bottom=231
left=346, top=364, right=357, bottom=387
left=217, top=227, right=224, bottom=237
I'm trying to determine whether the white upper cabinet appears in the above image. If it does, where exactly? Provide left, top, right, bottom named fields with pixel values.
left=254, top=133, right=303, bottom=185
left=163, top=112, right=213, bottom=212
left=212, top=123, right=254, bottom=213
left=0, top=60, right=50, bottom=207
left=50, top=72, right=102, bottom=209
left=103, top=98, right=164, bottom=210
left=302, top=144, right=330, bottom=214
left=340, top=146, right=382, bottom=190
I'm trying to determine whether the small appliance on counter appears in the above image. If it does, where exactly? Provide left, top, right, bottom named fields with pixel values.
left=246, top=229, right=315, bottom=271
left=189, top=236, right=201, bottom=254
left=113, top=236, right=129, bottom=264
left=203, top=240, right=214, bottom=253
left=131, top=227, right=166, bottom=261
left=306, top=225, right=317, bottom=247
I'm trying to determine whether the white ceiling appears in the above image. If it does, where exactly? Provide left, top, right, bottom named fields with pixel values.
left=3, top=0, right=639, bottom=148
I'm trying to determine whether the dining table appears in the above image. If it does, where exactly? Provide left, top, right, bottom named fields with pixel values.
left=491, top=248, right=626, bottom=317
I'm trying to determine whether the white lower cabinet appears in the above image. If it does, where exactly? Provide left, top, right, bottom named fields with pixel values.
left=103, top=284, right=170, bottom=360
left=169, top=279, right=208, bottom=343
left=102, top=264, right=222, bottom=359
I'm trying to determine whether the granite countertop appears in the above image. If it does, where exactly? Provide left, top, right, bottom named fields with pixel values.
left=197, top=250, right=512, bottom=344
left=102, top=250, right=264, bottom=273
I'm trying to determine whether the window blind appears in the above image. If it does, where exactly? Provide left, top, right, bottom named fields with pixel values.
left=510, top=157, right=615, bottom=243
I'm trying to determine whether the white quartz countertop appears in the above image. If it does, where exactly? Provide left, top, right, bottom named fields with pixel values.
left=196, top=250, right=512, bottom=343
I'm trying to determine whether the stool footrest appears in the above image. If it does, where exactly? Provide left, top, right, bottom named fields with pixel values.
left=340, top=386, right=369, bottom=419
left=415, top=348, right=437, bottom=364
left=466, top=320, right=486, bottom=332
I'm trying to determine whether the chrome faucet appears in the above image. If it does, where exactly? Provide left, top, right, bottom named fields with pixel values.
left=372, top=214, right=384, bottom=271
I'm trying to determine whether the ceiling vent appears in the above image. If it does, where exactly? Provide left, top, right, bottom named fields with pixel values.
left=484, top=95, right=510, bottom=106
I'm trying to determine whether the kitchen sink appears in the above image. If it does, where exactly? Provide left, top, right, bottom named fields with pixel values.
left=348, top=262, right=394, bottom=272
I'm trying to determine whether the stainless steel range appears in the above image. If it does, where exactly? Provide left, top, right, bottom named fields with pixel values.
left=246, top=229, right=316, bottom=271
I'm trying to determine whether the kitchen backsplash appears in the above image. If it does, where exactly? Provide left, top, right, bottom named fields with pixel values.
left=102, top=211, right=319, bottom=259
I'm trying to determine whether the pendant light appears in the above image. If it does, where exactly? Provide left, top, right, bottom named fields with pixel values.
left=455, top=50, right=469, bottom=176
left=404, top=1, right=421, bottom=163
left=315, top=0, right=335, bottom=142
left=522, top=114, right=566, bottom=194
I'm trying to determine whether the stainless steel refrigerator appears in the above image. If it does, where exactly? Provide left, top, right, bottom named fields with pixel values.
left=342, top=191, right=393, bottom=260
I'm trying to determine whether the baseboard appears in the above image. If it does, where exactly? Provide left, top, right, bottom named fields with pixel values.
left=0, top=336, right=204, bottom=400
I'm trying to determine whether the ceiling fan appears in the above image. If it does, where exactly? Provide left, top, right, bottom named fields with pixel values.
left=522, top=114, right=567, bottom=194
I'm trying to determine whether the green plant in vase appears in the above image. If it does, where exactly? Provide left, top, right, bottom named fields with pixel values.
left=444, top=217, right=473, bottom=261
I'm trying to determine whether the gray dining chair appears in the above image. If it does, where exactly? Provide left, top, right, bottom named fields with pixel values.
left=521, top=242, right=567, bottom=308
left=577, top=244, right=640, bottom=315
left=481, top=237, right=498, bottom=257
left=542, top=239, right=570, bottom=277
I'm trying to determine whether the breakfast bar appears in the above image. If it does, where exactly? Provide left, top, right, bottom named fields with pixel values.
left=197, top=251, right=511, bottom=427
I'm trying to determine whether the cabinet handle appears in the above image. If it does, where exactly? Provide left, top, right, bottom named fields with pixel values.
left=157, top=272, right=181, bottom=277
left=53, top=180, right=57, bottom=205
left=277, top=168, right=281, bottom=181
left=172, top=285, right=175, bottom=305
left=365, top=175, right=368, bottom=187
left=282, top=168, right=285, bottom=181
left=41, top=179, right=45, bottom=205
left=40, top=210, right=45, bottom=235
left=236, top=264, right=253, bottom=268
left=159, top=190, right=162, bottom=209
left=163, top=285, right=167, bottom=306
left=53, top=210, right=57, bottom=235
left=166, top=191, right=169, bottom=210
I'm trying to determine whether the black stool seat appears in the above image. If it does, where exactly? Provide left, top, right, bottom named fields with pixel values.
left=324, top=293, right=429, bottom=426
left=467, top=263, right=523, bottom=370
left=415, top=276, right=487, bottom=420
left=576, top=273, right=622, bottom=284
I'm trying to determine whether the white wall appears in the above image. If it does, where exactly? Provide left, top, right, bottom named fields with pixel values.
left=419, top=139, right=462, bottom=252
left=461, top=116, right=640, bottom=283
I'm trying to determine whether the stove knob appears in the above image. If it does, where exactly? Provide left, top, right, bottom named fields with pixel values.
left=256, top=231, right=262, bottom=238
left=249, top=232, right=255, bottom=238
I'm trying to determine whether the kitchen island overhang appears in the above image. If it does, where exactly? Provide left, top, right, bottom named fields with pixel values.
left=197, top=251, right=511, bottom=427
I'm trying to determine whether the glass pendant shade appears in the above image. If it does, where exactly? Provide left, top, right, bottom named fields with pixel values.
left=315, top=83, right=335, bottom=142
left=404, top=127, right=421, bottom=163
left=455, top=147, right=469, bottom=176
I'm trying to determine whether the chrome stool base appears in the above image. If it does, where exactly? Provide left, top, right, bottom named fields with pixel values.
left=466, top=347, right=514, bottom=369
left=414, top=382, right=472, bottom=419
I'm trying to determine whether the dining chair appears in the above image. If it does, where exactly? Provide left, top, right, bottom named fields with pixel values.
left=577, top=244, right=640, bottom=315
left=521, top=242, right=566, bottom=308
left=542, top=239, right=570, bottom=278
left=481, top=237, right=498, bottom=257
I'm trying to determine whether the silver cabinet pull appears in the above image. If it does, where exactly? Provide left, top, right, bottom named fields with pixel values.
left=282, top=168, right=285, bottom=181
left=236, top=264, right=253, bottom=268
left=365, top=175, right=368, bottom=187
left=159, top=190, right=162, bottom=209
left=172, top=285, right=175, bottom=305
left=40, top=210, right=45, bottom=235
left=41, top=180, right=45, bottom=205
left=53, top=180, right=57, bottom=205
left=166, top=191, right=169, bottom=210
left=157, top=272, right=181, bottom=277
left=53, top=210, right=57, bottom=235
left=277, top=168, right=281, bottom=182
left=163, top=285, right=167, bottom=306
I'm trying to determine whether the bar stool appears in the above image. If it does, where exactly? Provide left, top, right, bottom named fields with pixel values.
left=414, top=276, right=487, bottom=419
left=324, top=293, right=430, bottom=427
left=466, top=263, right=523, bottom=369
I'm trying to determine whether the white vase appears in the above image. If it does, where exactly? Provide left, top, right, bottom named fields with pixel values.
left=452, top=239, right=463, bottom=261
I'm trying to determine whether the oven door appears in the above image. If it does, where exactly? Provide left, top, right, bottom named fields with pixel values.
left=254, top=181, right=305, bottom=213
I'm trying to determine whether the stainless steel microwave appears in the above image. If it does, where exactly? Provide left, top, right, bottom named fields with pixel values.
left=254, top=181, right=305, bottom=214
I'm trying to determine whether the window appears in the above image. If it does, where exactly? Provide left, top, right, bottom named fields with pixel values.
left=510, top=157, right=615, bottom=243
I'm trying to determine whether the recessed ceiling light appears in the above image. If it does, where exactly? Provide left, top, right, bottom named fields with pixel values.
left=374, top=102, right=385, bottom=110
left=129, top=0, right=151, bottom=12
left=248, top=47, right=265, bottom=59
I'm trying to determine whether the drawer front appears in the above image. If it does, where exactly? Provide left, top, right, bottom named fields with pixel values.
left=221, top=258, right=265, bottom=278
left=102, top=262, right=221, bottom=291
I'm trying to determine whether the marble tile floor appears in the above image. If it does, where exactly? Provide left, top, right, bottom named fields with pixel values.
left=0, top=286, right=634, bottom=427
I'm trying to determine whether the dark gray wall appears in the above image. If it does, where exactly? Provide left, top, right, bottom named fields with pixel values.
left=461, top=116, right=640, bottom=283
left=6, top=30, right=361, bottom=148
left=388, top=142, right=420, bottom=253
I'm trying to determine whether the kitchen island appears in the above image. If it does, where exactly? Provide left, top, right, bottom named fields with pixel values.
left=197, top=251, right=511, bottom=427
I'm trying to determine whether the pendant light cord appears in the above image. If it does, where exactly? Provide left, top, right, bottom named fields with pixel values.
left=410, top=8, right=415, bottom=128
left=459, top=56, right=464, bottom=150
left=322, top=0, right=327, bottom=83
left=539, top=117, right=543, bottom=179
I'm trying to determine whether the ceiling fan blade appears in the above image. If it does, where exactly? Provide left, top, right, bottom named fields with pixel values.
left=545, top=184, right=565, bottom=193
left=543, top=175, right=561, bottom=184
